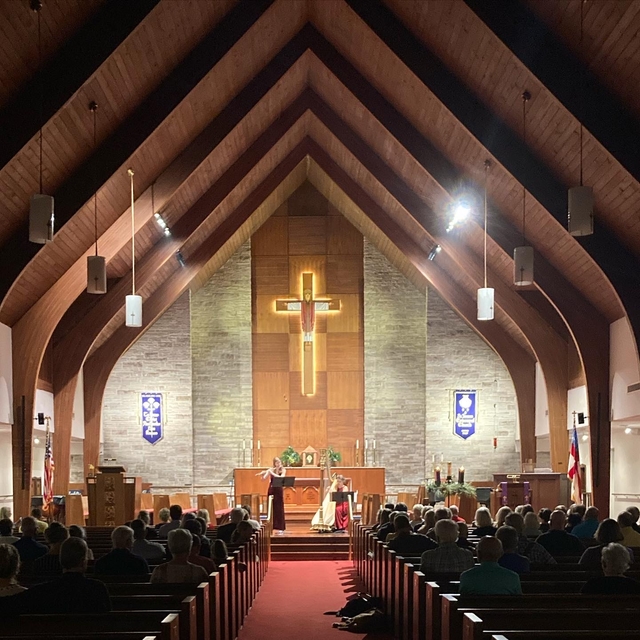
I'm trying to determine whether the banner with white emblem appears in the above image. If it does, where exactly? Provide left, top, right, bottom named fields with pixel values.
left=141, top=392, right=163, bottom=445
left=453, top=390, right=477, bottom=440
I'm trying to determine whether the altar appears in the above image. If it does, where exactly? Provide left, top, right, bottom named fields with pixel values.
left=234, top=467, right=385, bottom=508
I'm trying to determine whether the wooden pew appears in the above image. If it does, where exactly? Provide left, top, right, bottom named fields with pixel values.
left=463, top=609, right=640, bottom=640
left=491, top=634, right=640, bottom=640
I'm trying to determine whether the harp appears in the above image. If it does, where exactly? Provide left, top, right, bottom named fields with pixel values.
left=311, top=448, right=333, bottom=532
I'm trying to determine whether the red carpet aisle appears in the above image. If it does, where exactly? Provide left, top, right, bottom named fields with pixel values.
left=237, top=561, right=395, bottom=639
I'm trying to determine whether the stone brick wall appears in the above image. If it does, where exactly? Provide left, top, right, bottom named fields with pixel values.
left=364, top=240, right=520, bottom=491
left=191, top=242, right=253, bottom=490
left=364, top=240, right=427, bottom=486
left=102, top=292, right=193, bottom=491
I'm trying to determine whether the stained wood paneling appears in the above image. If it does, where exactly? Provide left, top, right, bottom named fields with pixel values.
left=253, top=410, right=289, bottom=446
left=289, top=371, right=328, bottom=410
left=253, top=372, right=289, bottom=410
left=326, top=294, right=361, bottom=332
left=327, top=371, right=364, bottom=410
left=289, top=333, right=326, bottom=372
left=253, top=294, right=290, bottom=334
left=253, top=255, right=290, bottom=294
left=326, top=255, right=363, bottom=293
left=288, top=256, right=327, bottom=295
left=251, top=216, right=288, bottom=256
left=326, top=333, right=363, bottom=372
left=288, top=216, right=328, bottom=255
left=252, top=334, right=289, bottom=372
left=288, top=180, right=330, bottom=216
left=328, top=216, right=363, bottom=255
left=289, top=410, right=327, bottom=449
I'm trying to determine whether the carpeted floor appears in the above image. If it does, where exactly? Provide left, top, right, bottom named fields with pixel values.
left=237, top=561, right=394, bottom=639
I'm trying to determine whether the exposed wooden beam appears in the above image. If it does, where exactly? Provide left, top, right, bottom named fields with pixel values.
left=0, top=0, right=160, bottom=172
left=463, top=0, right=640, bottom=183
left=0, top=0, right=276, bottom=306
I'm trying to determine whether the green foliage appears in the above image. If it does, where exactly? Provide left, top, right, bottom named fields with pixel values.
left=327, top=447, right=341, bottom=463
left=425, top=481, right=477, bottom=498
left=280, top=446, right=301, bottom=467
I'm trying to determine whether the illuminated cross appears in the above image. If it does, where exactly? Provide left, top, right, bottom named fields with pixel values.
left=275, top=272, right=340, bottom=396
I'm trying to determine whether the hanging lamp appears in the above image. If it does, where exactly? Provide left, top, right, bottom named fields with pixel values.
left=514, top=90, right=534, bottom=286
left=86, top=101, right=106, bottom=294
left=125, top=169, right=142, bottom=327
left=568, top=0, right=594, bottom=236
left=29, top=0, right=54, bottom=244
left=477, top=160, right=494, bottom=321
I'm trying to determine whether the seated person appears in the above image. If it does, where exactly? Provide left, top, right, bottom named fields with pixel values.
left=626, top=506, right=640, bottom=534
left=456, top=522, right=475, bottom=550
left=217, top=507, right=245, bottom=543
left=151, top=529, right=209, bottom=584
left=212, top=539, right=228, bottom=567
left=137, top=510, right=158, bottom=539
left=372, top=507, right=391, bottom=533
left=0, top=545, right=26, bottom=597
left=375, top=509, right=394, bottom=541
left=241, top=505, right=261, bottom=530
left=185, top=519, right=211, bottom=558
left=381, top=512, right=401, bottom=542
left=231, top=521, right=255, bottom=545
left=416, top=508, right=436, bottom=535
left=495, top=506, right=512, bottom=529
left=131, top=519, right=165, bottom=561
left=31, top=522, right=69, bottom=576
left=387, top=514, right=437, bottom=555
left=582, top=543, right=640, bottom=594
left=536, top=510, right=585, bottom=555
left=522, top=511, right=542, bottom=539
left=565, top=513, right=582, bottom=533
left=158, top=505, right=183, bottom=538
left=188, top=534, right=216, bottom=574
left=538, top=508, right=552, bottom=532
left=505, top=512, right=556, bottom=565
left=197, top=509, right=215, bottom=530
left=472, top=507, right=497, bottom=537
left=449, top=505, right=466, bottom=524
left=579, top=518, right=633, bottom=566
left=394, top=502, right=408, bottom=513
left=68, top=525, right=94, bottom=560
left=155, top=507, right=171, bottom=530
left=0, top=519, right=19, bottom=545
left=423, top=507, right=453, bottom=541
left=94, top=526, right=149, bottom=576
left=618, top=511, right=640, bottom=547
left=0, top=507, right=11, bottom=521
left=13, top=516, right=47, bottom=563
left=29, top=508, right=48, bottom=535
left=0, top=537, right=111, bottom=614
left=420, top=519, right=474, bottom=573
left=410, top=504, right=424, bottom=531
left=496, top=525, right=530, bottom=574
left=571, top=506, right=599, bottom=539
left=460, top=536, right=522, bottom=595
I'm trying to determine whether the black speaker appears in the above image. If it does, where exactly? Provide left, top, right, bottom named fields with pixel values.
left=52, top=495, right=65, bottom=506
left=577, top=412, right=586, bottom=425
left=37, top=412, right=45, bottom=425
left=31, top=495, right=44, bottom=508
left=476, top=487, right=492, bottom=505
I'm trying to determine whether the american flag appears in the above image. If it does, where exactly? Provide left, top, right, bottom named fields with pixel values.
left=567, top=423, right=582, bottom=505
left=43, top=425, right=55, bottom=506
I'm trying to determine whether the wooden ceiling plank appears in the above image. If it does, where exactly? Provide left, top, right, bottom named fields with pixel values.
left=0, top=0, right=276, bottom=311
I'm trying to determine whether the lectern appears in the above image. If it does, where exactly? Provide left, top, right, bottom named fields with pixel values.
left=87, top=465, right=142, bottom=526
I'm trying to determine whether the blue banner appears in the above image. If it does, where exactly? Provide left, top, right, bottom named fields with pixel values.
left=453, top=390, right=477, bottom=440
left=141, top=392, right=163, bottom=445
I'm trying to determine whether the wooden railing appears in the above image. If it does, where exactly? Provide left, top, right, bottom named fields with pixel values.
left=348, top=493, right=355, bottom=562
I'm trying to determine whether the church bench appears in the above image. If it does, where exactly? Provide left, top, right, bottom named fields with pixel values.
left=1, top=636, right=157, bottom=640
left=462, top=609, right=640, bottom=640
left=1, top=612, right=180, bottom=640
left=441, top=594, right=640, bottom=640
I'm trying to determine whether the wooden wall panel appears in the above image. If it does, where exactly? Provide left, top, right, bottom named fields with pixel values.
left=288, top=216, right=328, bottom=255
left=252, top=334, right=290, bottom=372
left=252, top=181, right=364, bottom=467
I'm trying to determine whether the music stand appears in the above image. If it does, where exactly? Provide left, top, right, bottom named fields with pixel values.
left=331, top=491, right=355, bottom=503
left=271, top=476, right=295, bottom=488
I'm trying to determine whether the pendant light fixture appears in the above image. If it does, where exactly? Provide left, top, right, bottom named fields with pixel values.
left=514, top=90, right=534, bottom=286
left=125, top=169, right=142, bottom=327
left=29, top=0, right=54, bottom=244
left=568, top=0, right=594, bottom=236
left=86, top=101, right=106, bottom=294
left=477, top=159, right=494, bottom=321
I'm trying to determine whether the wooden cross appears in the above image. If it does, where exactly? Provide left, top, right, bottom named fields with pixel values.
left=275, top=272, right=340, bottom=396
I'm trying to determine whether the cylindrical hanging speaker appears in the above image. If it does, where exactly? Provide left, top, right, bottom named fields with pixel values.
left=29, top=194, right=54, bottom=244
left=125, top=294, right=143, bottom=327
left=568, top=186, right=594, bottom=236
left=87, top=255, right=107, bottom=294
left=477, top=287, right=495, bottom=321
left=513, top=245, right=534, bottom=286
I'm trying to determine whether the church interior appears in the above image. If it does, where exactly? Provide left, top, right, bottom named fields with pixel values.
left=2, top=0, right=640, bottom=637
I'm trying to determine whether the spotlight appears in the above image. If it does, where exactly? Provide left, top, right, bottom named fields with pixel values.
left=447, top=200, right=472, bottom=232
left=176, top=251, right=186, bottom=268
left=163, top=227, right=171, bottom=237
left=428, top=244, right=442, bottom=261
left=581, top=434, right=589, bottom=442
left=625, top=427, right=633, bottom=435
left=34, top=437, right=40, bottom=445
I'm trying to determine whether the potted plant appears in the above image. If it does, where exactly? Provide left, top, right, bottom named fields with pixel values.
left=280, top=446, right=301, bottom=467
left=327, top=447, right=341, bottom=464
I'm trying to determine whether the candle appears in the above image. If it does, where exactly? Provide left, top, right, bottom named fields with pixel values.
left=435, top=467, right=441, bottom=486
left=356, top=439, right=359, bottom=450
left=365, top=439, right=368, bottom=450
left=431, top=453, right=435, bottom=463
left=257, top=440, right=261, bottom=450
left=242, top=439, right=246, bottom=450
left=440, top=453, right=444, bottom=463
left=458, top=466, right=465, bottom=484
left=373, top=439, right=377, bottom=450
left=447, top=461, right=452, bottom=478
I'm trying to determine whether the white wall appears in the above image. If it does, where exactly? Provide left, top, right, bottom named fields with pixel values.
left=535, top=363, right=549, bottom=436
left=72, top=370, right=85, bottom=440
left=32, top=389, right=55, bottom=482
left=0, top=323, right=12, bottom=425
left=610, top=317, right=640, bottom=421
left=611, top=427, right=640, bottom=515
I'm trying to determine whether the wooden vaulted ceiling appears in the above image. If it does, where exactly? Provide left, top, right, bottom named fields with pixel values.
left=3, top=0, right=640, bottom=515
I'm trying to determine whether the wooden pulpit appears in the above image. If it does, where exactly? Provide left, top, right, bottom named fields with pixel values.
left=87, top=466, right=141, bottom=526
left=499, top=483, right=528, bottom=510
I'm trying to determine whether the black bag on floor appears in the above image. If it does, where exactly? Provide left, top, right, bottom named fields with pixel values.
left=337, top=592, right=383, bottom=618
left=333, top=608, right=386, bottom=632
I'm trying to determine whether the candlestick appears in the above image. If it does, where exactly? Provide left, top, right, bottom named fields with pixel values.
left=257, top=440, right=261, bottom=450
left=435, top=466, right=441, bottom=486
left=458, top=466, right=465, bottom=484
left=447, top=461, right=452, bottom=477
left=356, top=439, right=359, bottom=450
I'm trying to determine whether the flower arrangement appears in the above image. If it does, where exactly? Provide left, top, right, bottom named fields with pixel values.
left=280, top=446, right=301, bottom=467
left=425, top=481, right=477, bottom=498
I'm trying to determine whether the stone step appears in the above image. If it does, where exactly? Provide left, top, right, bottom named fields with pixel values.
left=270, top=542, right=349, bottom=553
